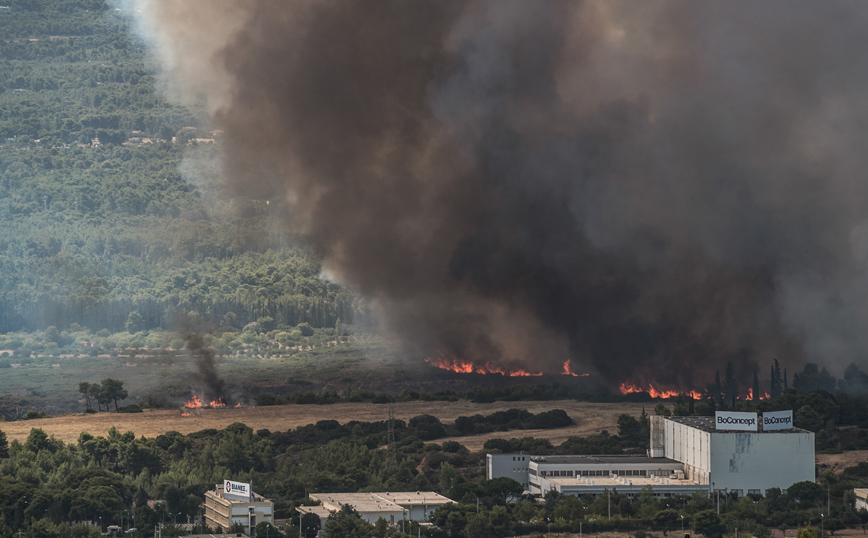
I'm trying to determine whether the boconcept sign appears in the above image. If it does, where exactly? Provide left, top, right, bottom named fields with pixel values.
left=715, top=411, right=795, bottom=431
left=762, top=410, right=793, bottom=431
left=715, top=411, right=758, bottom=431
left=224, top=480, right=251, bottom=501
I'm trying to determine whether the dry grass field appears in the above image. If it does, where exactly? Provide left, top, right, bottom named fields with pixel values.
left=3, top=400, right=863, bottom=473
left=1, top=399, right=647, bottom=444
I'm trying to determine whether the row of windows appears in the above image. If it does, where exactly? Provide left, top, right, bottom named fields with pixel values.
left=512, top=456, right=527, bottom=461
left=538, top=469, right=651, bottom=477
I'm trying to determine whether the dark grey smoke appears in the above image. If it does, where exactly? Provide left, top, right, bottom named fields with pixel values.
left=180, top=315, right=226, bottom=402
left=142, top=0, right=868, bottom=389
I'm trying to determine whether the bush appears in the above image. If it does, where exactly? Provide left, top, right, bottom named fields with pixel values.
left=255, top=393, right=283, bottom=406
left=118, top=405, right=143, bottom=413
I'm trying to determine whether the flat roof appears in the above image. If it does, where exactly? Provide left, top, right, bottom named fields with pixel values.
left=531, top=455, right=681, bottom=465
left=297, top=505, right=333, bottom=519
left=312, top=493, right=404, bottom=513
left=664, top=416, right=809, bottom=434
left=376, top=492, right=453, bottom=506
left=309, top=492, right=455, bottom=515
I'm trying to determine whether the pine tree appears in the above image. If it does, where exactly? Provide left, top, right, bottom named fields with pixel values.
left=715, top=371, right=722, bottom=405
left=724, top=362, right=739, bottom=407
left=771, top=359, right=783, bottom=398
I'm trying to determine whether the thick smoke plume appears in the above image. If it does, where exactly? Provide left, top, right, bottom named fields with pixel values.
left=141, top=1, right=868, bottom=389
left=180, top=314, right=226, bottom=402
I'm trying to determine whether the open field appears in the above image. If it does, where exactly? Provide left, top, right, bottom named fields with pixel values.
left=0, top=399, right=647, bottom=444
left=815, top=449, right=868, bottom=474
left=3, top=398, right=864, bottom=473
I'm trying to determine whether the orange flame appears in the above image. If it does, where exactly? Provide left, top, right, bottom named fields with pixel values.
left=184, top=395, right=228, bottom=408
left=562, top=360, right=590, bottom=377
left=425, top=357, right=543, bottom=376
left=619, top=382, right=702, bottom=400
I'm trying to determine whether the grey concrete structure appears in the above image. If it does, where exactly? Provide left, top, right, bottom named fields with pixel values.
left=488, top=414, right=815, bottom=498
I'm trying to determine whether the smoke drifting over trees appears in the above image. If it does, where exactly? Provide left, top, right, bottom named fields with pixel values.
left=139, top=1, right=868, bottom=388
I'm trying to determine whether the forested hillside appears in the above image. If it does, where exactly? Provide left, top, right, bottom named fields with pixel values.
left=0, top=0, right=366, bottom=334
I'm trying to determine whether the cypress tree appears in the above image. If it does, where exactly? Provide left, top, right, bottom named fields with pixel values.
left=753, top=369, right=760, bottom=401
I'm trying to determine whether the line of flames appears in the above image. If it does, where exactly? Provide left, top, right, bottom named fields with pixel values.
left=182, top=395, right=242, bottom=415
left=425, top=357, right=590, bottom=377
left=619, top=383, right=771, bottom=400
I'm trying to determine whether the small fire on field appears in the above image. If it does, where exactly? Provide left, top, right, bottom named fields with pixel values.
left=425, top=356, right=589, bottom=377
left=181, top=395, right=242, bottom=416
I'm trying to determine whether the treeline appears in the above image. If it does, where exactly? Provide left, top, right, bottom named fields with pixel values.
left=1, top=416, right=868, bottom=538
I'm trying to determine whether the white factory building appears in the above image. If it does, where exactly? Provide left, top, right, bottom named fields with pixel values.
left=488, top=412, right=814, bottom=498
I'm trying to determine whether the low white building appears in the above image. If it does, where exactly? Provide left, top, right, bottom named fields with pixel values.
left=855, top=489, right=868, bottom=510
left=488, top=413, right=815, bottom=498
left=298, top=491, right=454, bottom=528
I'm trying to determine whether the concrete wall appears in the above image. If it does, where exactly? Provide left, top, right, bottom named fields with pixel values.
left=708, top=431, right=814, bottom=494
left=663, top=420, right=711, bottom=485
left=487, top=454, right=531, bottom=489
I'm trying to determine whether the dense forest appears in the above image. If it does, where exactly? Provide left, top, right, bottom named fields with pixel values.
left=0, top=0, right=368, bottom=335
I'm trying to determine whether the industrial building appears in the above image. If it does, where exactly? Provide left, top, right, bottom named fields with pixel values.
left=203, top=480, right=273, bottom=535
left=854, top=489, right=868, bottom=510
left=488, top=412, right=814, bottom=498
left=297, top=492, right=454, bottom=527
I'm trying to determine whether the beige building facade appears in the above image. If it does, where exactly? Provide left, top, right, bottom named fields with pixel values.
left=204, top=482, right=273, bottom=536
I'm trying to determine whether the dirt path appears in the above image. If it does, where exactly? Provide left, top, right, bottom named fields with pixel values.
left=1, top=400, right=648, bottom=444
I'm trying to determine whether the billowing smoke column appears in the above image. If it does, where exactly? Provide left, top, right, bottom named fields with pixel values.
left=141, top=0, right=868, bottom=389
left=180, top=314, right=226, bottom=402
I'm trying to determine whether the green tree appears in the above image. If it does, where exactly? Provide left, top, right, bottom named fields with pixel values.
left=693, top=510, right=725, bottom=538
left=652, top=508, right=680, bottom=530
left=88, top=383, right=104, bottom=412
left=771, top=359, right=783, bottom=399
left=100, top=378, right=128, bottom=411
left=484, top=477, right=523, bottom=505
left=617, top=413, right=645, bottom=446
left=797, top=527, right=820, bottom=538
left=0, top=429, right=7, bottom=458
left=125, top=311, right=144, bottom=333
left=79, top=381, right=93, bottom=411
left=795, top=405, right=824, bottom=432
left=323, top=505, right=374, bottom=538
left=254, top=522, right=278, bottom=538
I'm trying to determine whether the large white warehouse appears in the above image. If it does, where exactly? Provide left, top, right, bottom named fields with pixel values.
left=488, top=412, right=814, bottom=498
